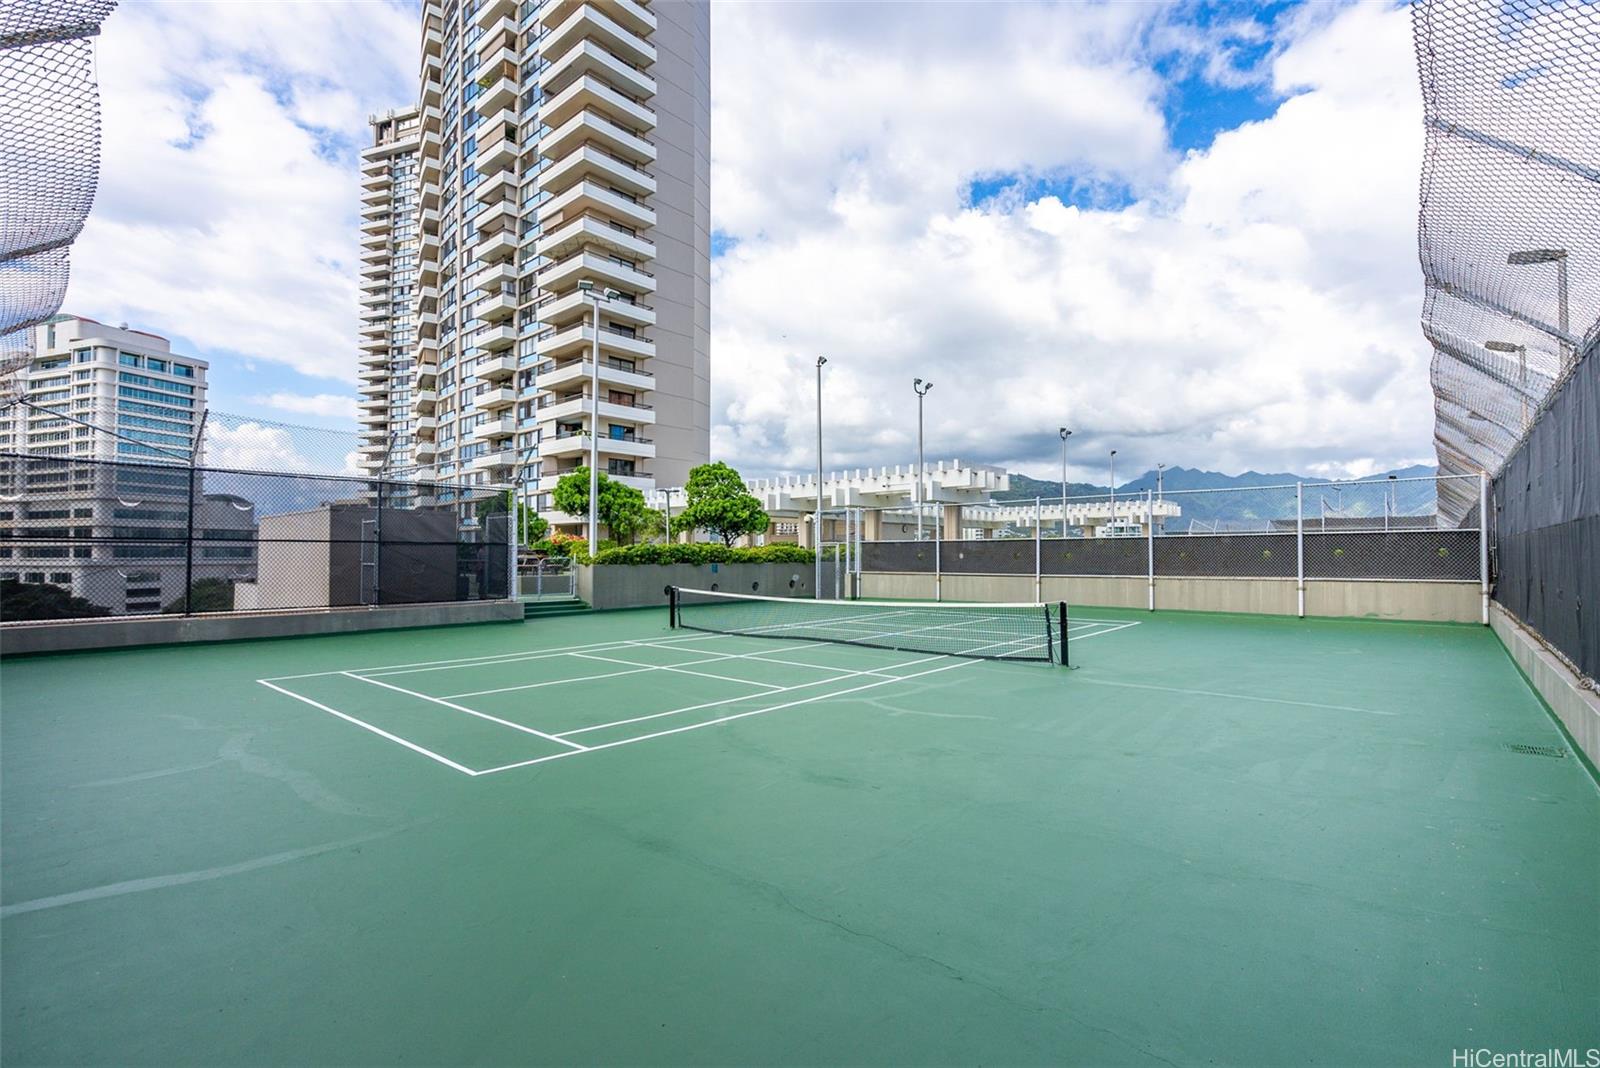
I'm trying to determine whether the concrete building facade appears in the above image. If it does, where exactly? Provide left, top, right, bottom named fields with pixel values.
left=357, top=0, right=710, bottom=536
left=0, top=315, right=257, bottom=616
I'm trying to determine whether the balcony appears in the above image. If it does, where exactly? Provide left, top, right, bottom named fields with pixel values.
left=413, top=438, right=438, bottom=461
left=538, top=4, right=655, bottom=72
left=537, top=143, right=655, bottom=199
left=476, top=227, right=519, bottom=264
left=472, top=417, right=517, bottom=441
left=476, top=62, right=519, bottom=116
left=411, top=389, right=438, bottom=415
left=537, top=0, right=655, bottom=37
left=474, top=168, right=515, bottom=206
left=471, top=259, right=519, bottom=292
left=537, top=178, right=654, bottom=231
left=469, top=449, right=518, bottom=473
left=474, top=198, right=518, bottom=237
left=478, top=353, right=518, bottom=380
left=414, top=415, right=438, bottom=438
left=535, top=213, right=654, bottom=262
left=478, top=387, right=518, bottom=411
left=535, top=323, right=653, bottom=362
left=538, top=108, right=654, bottom=168
left=537, top=288, right=654, bottom=329
left=475, top=130, right=521, bottom=176
left=476, top=0, right=516, bottom=30
left=536, top=356, right=654, bottom=393
left=539, top=39, right=655, bottom=101
left=538, top=249, right=655, bottom=294
left=537, top=393, right=655, bottom=426
left=541, top=72, right=655, bottom=134
left=473, top=288, right=518, bottom=323
left=539, top=430, right=654, bottom=461
left=475, top=323, right=517, bottom=352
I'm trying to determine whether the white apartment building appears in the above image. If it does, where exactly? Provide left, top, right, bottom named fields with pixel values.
left=0, top=315, right=255, bottom=616
left=358, top=0, right=711, bottom=535
left=357, top=107, right=424, bottom=475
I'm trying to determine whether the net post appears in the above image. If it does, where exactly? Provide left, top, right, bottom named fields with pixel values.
left=1296, top=481, right=1305, bottom=619
left=668, top=585, right=679, bottom=628
left=1478, top=470, right=1489, bottom=625
left=1145, top=488, right=1155, bottom=612
left=1058, top=601, right=1069, bottom=667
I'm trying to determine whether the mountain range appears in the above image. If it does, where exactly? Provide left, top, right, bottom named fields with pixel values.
left=995, top=464, right=1441, bottom=526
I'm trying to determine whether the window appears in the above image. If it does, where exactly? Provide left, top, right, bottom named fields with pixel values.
left=74, top=349, right=92, bottom=363
left=171, top=364, right=196, bottom=378
left=146, top=358, right=168, bottom=373
left=119, top=353, right=141, bottom=367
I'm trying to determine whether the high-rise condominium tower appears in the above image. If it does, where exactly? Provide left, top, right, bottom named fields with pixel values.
left=358, top=0, right=710, bottom=535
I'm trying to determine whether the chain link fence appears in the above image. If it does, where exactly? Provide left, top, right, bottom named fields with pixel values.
left=0, top=0, right=117, bottom=386
left=846, top=474, right=1484, bottom=603
left=1413, top=0, right=1599, bottom=524
left=0, top=452, right=513, bottom=622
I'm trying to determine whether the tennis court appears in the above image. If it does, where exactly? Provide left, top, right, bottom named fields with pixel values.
left=3, top=599, right=1596, bottom=1064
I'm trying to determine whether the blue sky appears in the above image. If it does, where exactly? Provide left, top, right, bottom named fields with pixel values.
left=65, top=0, right=1436, bottom=482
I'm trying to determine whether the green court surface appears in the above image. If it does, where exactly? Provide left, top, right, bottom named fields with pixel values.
left=2, top=606, right=1596, bottom=1065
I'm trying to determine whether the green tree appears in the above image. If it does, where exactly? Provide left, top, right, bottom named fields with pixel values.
left=551, top=467, right=653, bottom=545
left=0, top=579, right=112, bottom=622
left=476, top=489, right=547, bottom=546
left=678, top=461, right=769, bottom=546
left=161, top=577, right=235, bottom=614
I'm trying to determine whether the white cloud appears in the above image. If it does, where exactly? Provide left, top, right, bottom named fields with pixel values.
left=64, top=1, right=418, bottom=384
left=709, top=2, right=1433, bottom=483
left=246, top=392, right=359, bottom=420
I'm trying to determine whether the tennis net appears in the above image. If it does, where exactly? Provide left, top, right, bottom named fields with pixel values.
left=669, top=588, right=1066, bottom=664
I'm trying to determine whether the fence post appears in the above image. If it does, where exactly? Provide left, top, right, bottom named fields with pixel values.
left=1034, top=495, right=1042, bottom=602
left=508, top=490, right=519, bottom=601
left=1479, top=470, right=1490, bottom=625
left=933, top=502, right=942, bottom=602
left=1296, top=481, right=1305, bottom=618
left=1145, top=488, right=1155, bottom=611
left=373, top=478, right=383, bottom=607
left=182, top=410, right=207, bottom=616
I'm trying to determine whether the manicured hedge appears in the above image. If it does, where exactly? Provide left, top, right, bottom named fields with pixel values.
left=586, top=543, right=818, bottom=566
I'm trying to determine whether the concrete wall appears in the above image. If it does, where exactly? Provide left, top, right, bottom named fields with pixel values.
left=0, top=600, right=522, bottom=656
left=860, top=571, right=1482, bottom=623
left=1491, top=602, right=1599, bottom=773
left=578, top=562, right=840, bottom=611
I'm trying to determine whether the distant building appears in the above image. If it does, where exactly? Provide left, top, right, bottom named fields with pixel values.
left=356, top=0, right=712, bottom=537
left=0, top=315, right=257, bottom=616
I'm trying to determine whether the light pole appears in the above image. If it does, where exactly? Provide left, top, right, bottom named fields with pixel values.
left=1386, top=473, right=1397, bottom=531
left=577, top=279, right=620, bottom=556
left=1058, top=427, right=1071, bottom=536
left=661, top=486, right=675, bottom=545
left=1507, top=248, right=1570, bottom=368
left=1108, top=449, right=1117, bottom=537
left=815, top=356, right=827, bottom=598
left=1156, top=462, right=1165, bottom=502
left=1486, top=340, right=1531, bottom=431
left=914, top=378, right=933, bottom=540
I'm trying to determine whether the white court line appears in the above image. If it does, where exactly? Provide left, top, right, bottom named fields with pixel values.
left=262, top=630, right=733, bottom=682
left=1068, top=621, right=1142, bottom=639
left=475, top=657, right=979, bottom=776
left=1073, top=677, right=1398, bottom=716
left=558, top=652, right=953, bottom=738
left=438, top=663, right=664, bottom=700
left=341, top=672, right=590, bottom=750
left=438, top=642, right=838, bottom=700
left=569, top=651, right=788, bottom=691
left=255, top=680, right=479, bottom=775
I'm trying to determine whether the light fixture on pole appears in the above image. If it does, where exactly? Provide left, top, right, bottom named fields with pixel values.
left=1058, top=427, right=1071, bottom=536
left=1486, top=340, right=1531, bottom=431
left=1506, top=248, right=1571, bottom=368
left=1108, top=449, right=1117, bottom=537
left=1156, top=462, right=1165, bottom=503
left=1386, top=473, right=1397, bottom=530
left=815, top=356, right=827, bottom=599
left=914, top=378, right=933, bottom=540
left=576, top=280, right=619, bottom=556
